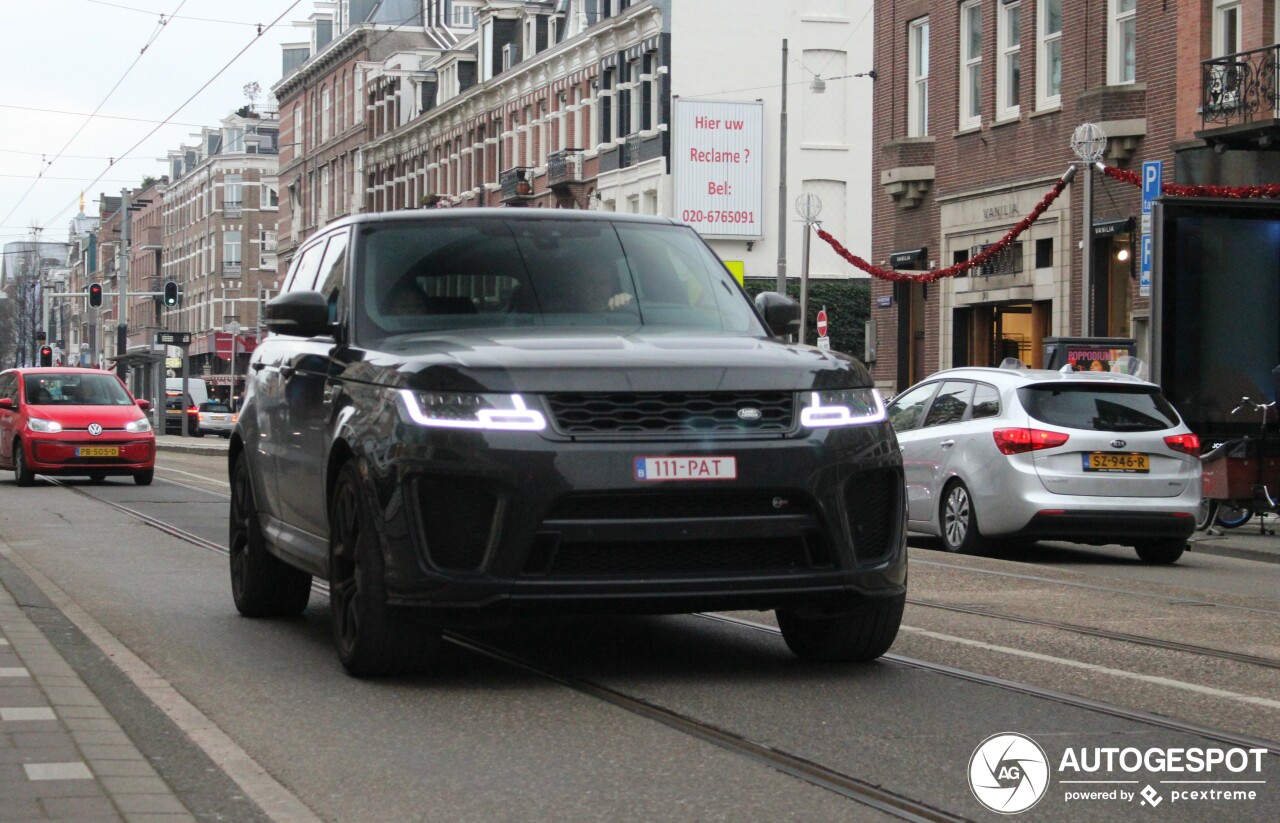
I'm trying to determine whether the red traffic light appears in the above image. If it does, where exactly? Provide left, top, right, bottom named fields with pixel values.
left=39, top=345, right=53, bottom=367
left=89, top=282, right=103, bottom=308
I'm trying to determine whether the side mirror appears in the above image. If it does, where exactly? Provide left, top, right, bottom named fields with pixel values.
left=136, top=399, right=152, bottom=412
left=0, top=398, right=12, bottom=410
left=754, top=291, right=802, bottom=340
left=266, top=290, right=333, bottom=338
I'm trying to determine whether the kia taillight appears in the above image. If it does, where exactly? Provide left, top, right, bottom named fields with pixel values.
left=1164, top=433, right=1200, bottom=456
left=993, top=427, right=1070, bottom=455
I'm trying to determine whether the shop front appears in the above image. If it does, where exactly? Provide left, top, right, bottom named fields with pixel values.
left=938, top=177, right=1073, bottom=373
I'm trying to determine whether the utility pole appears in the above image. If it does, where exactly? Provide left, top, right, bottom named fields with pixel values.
left=117, top=188, right=130, bottom=381
left=776, top=39, right=788, bottom=294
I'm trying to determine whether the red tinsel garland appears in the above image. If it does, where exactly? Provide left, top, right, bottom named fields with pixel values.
left=817, top=177, right=1071, bottom=283
left=1099, top=163, right=1280, bottom=199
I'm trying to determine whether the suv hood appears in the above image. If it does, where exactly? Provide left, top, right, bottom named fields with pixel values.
left=359, top=330, right=871, bottom=393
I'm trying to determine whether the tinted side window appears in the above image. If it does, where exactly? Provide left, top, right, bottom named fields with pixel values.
left=285, top=238, right=328, bottom=293
left=922, top=381, right=973, bottom=428
left=316, top=230, right=349, bottom=321
left=888, top=383, right=939, bottom=433
left=972, top=382, right=1000, bottom=419
left=1017, top=384, right=1181, bottom=432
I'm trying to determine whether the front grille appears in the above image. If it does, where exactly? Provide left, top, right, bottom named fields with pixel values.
left=545, top=537, right=811, bottom=576
left=410, top=476, right=497, bottom=572
left=546, top=491, right=813, bottom=521
left=545, top=391, right=794, bottom=436
left=843, top=468, right=902, bottom=563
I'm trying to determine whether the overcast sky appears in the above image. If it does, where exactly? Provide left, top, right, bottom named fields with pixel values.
left=1, top=0, right=305, bottom=246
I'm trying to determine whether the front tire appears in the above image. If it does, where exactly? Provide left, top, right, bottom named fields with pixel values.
left=329, top=461, right=441, bottom=677
left=14, top=441, right=35, bottom=487
left=940, top=480, right=983, bottom=553
left=1215, top=504, right=1254, bottom=529
left=229, top=456, right=311, bottom=617
left=1135, top=538, right=1186, bottom=565
left=777, top=594, right=905, bottom=662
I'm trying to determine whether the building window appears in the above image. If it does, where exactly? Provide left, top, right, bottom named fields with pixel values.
left=1035, top=237, right=1053, bottom=269
left=450, top=2, right=477, bottom=29
left=908, top=18, right=929, bottom=137
left=321, top=86, right=331, bottom=142
left=1213, top=0, right=1240, bottom=57
left=224, top=175, right=242, bottom=214
left=353, top=68, right=364, bottom=124
left=997, top=1, right=1021, bottom=121
left=262, top=183, right=278, bottom=209
left=224, top=231, right=242, bottom=271
left=1037, top=0, right=1061, bottom=108
left=959, top=1, right=982, bottom=130
left=1109, top=0, right=1137, bottom=85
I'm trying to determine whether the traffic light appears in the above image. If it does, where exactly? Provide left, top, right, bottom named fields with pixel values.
left=163, top=280, right=179, bottom=306
left=88, top=282, right=103, bottom=308
left=39, top=345, right=53, bottom=367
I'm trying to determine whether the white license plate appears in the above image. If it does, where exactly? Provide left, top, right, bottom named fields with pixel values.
left=634, top=456, right=737, bottom=481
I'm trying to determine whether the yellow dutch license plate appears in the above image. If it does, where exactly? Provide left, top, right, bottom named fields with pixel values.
left=77, top=446, right=120, bottom=458
left=1084, top=452, right=1149, bottom=472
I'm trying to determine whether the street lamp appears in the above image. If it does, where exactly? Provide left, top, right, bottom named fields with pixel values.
left=1071, top=123, right=1108, bottom=337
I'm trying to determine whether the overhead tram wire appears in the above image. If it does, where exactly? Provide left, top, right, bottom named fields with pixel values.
left=0, top=0, right=192, bottom=230
left=38, top=0, right=306, bottom=231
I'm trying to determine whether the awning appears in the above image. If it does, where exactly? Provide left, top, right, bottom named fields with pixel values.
left=889, top=247, right=928, bottom=270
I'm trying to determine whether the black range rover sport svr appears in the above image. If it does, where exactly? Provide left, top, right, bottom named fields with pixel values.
left=229, top=210, right=906, bottom=676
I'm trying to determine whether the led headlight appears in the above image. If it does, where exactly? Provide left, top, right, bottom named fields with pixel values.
left=27, top=417, right=63, bottom=433
left=125, top=417, right=153, bottom=433
left=799, top=388, right=886, bottom=428
left=399, top=390, right=547, bottom=431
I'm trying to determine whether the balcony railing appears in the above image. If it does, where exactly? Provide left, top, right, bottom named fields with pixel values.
left=221, top=261, right=242, bottom=277
left=223, top=200, right=243, bottom=217
left=499, top=167, right=535, bottom=202
left=546, top=149, right=583, bottom=187
left=1202, top=45, right=1280, bottom=129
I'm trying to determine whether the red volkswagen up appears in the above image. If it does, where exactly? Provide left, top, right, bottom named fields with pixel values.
left=0, top=368, right=156, bottom=486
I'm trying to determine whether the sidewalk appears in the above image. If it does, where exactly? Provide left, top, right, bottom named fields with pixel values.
left=1190, top=511, right=1280, bottom=564
left=152, top=434, right=229, bottom=456
left=0, top=560, right=196, bottom=822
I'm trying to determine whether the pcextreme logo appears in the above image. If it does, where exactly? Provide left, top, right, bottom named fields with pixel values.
left=968, top=733, right=1269, bottom=814
left=968, top=733, right=1051, bottom=814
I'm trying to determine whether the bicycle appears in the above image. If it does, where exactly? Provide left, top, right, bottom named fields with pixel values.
left=1198, top=397, right=1280, bottom=534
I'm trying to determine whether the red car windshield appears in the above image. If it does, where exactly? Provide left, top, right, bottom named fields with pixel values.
left=25, top=373, right=134, bottom=406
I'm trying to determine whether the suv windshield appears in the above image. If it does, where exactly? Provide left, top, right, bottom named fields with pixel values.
left=1018, top=384, right=1181, bottom=432
left=24, top=373, right=133, bottom=406
left=353, top=216, right=763, bottom=345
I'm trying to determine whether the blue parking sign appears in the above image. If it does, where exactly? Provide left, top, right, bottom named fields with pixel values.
left=1142, top=160, right=1162, bottom=214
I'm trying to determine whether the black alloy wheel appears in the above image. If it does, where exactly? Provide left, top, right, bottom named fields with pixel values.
left=776, top=593, right=905, bottom=662
left=14, top=441, right=35, bottom=487
left=941, top=480, right=982, bottom=553
left=229, top=456, right=311, bottom=617
left=329, top=461, right=441, bottom=677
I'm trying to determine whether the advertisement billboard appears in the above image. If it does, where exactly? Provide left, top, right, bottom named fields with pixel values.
left=673, top=99, right=764, bottom=240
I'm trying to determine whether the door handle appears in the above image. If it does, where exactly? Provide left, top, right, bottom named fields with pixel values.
left=940, top=439, right=955, bottom=448
left=251, top=362, right=265, bottom=372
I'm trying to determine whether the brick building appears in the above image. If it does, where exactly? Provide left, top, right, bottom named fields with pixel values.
left=159, top=111, right=281, bottom=402
left=871, top=0, right=1184, bottom=394
left=272, top=3, right=434, bottom=262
